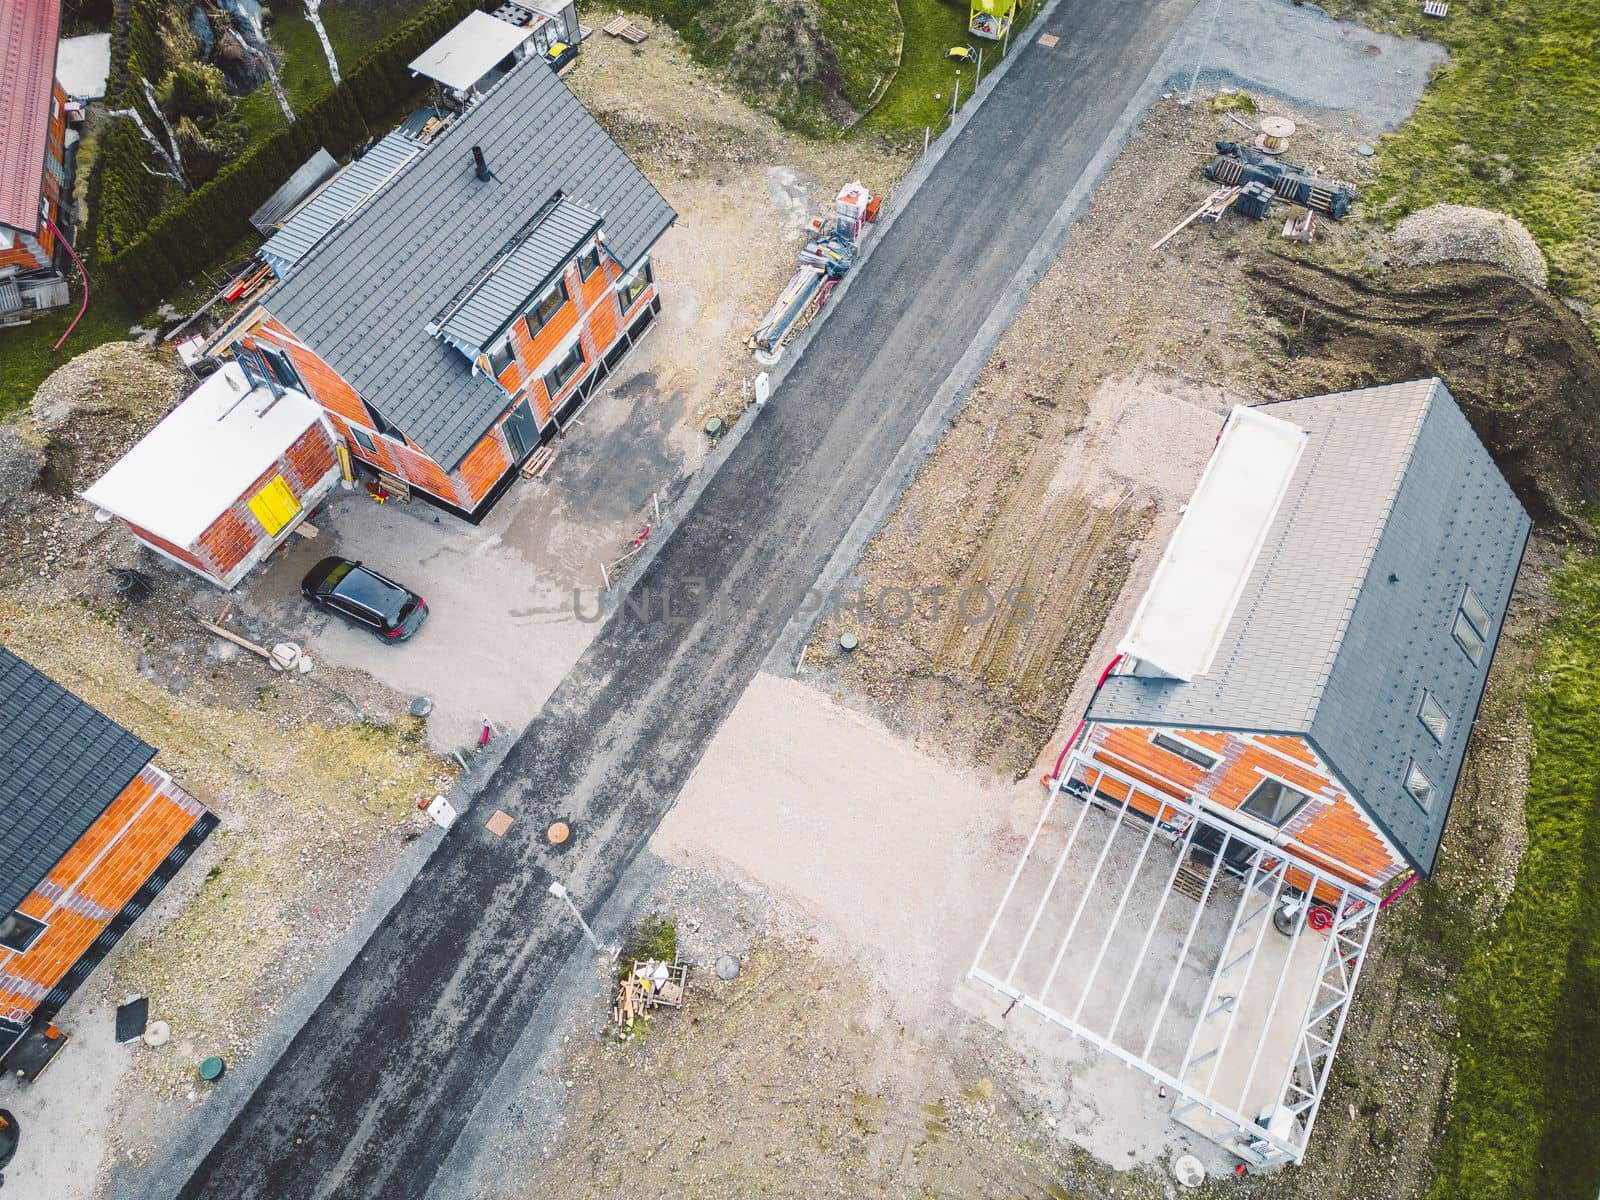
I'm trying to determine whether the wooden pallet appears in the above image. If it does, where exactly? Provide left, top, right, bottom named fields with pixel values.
left=1173, top=860, right=1215, bottom=903
left=519, top=443, right=559, bottom=480
left=602, top=14, right=649, bottom=42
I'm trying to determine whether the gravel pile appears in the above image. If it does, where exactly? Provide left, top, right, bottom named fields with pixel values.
left=1392, top=204, right=1549, bottom=289
left=0, top=425, right=44, bottom=514
left=31, top=339, right=183, bottom=428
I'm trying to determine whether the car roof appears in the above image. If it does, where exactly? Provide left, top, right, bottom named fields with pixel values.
left=331, top=563, right=408, bottom=619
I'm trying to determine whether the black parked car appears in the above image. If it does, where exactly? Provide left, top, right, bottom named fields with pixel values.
left=301, top=557, right=427, bottom=641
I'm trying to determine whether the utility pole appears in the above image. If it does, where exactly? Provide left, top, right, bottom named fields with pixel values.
left=951, top=73, right=961, bottom=123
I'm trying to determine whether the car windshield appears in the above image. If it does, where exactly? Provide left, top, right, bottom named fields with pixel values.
left=332, top=567, right=407, bottom=621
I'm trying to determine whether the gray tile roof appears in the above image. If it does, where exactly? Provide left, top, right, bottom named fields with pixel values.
left=262, top=59, right=675, bottom=472
left=1090, top=379, right=1530, bottom=875
left=0, top=646, right=157, bottom=914
left=432, top=194, right=602, bottom=350
left=260, top=134, right=422, bottom=278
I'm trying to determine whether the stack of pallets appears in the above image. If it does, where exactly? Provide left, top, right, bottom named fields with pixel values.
left=603, top=14, right=649, bottom=42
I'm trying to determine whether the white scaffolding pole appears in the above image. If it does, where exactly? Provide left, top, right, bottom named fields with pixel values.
left=1037, top=782, right=1141, bottom=1002
left=1234, top=868, right=1314, bottom=1111
left=1072, top=790, right=1168, bottom=1023
left=1106, top=814, right=1202, bottom=1043
left=1200, top=859, right=1291, bottom=1098
left=1003, top=767, right=1105, bottom=987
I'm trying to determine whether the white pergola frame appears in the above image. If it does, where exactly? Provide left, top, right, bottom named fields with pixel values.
left=970, top=747, right=1379, bottom=1164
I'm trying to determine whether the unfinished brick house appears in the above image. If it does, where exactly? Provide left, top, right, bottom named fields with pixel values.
left=0, top=648, right=217, bottom=1066
left=211, top=36, right=674, bottom=520
left=973, top=380, right=1529, bottom=1167
left=0, top=0, right=72, bottom=314
left=83, top=362, right=342, bottom=589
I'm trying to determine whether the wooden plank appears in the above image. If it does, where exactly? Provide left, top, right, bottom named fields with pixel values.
left=197, top=618, right=272, bottom=660
left=291, top=520, right=320, bottom=539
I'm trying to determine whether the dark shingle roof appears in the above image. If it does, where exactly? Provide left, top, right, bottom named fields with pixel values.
left=0, top=646, right=156, bottom=913
left=1090, top=380, right=1530, bottom=875
left=263, top=59, right=675, bottom=471
left=432, top=194, right=602, bottom=350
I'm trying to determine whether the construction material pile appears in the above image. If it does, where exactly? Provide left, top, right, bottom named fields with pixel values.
left=750, top=181, right=877, bottom=356
left=1203, top=142, right=1356, bottom=220
left=1392, top=204, right=1548, bottom=289
left=612, top=958, right=691, bottom=1031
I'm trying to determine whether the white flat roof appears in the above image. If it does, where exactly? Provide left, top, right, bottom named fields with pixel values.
left=1117, top=406, right=1307, bottom=681
left=82, top=363, right=325, bottom=548
left=409, top=11, right=529, bottom=91
left=57, top=33, right=112, bottom=100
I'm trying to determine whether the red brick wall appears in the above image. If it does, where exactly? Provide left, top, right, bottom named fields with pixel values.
left=1081, top=723, right=1407, bottom=892
left=0, top=766, right=211, bottom=1021
left=119, top=421, right=338, bottom=584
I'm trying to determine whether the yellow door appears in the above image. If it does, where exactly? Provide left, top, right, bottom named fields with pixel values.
left=248, top=475, right=301, bottom=537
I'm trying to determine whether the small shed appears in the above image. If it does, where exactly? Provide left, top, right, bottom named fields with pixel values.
left=83, top=363, right=341, bottom=590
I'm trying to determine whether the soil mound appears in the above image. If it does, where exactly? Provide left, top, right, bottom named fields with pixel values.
left=1392, top=205, right=1548, bottom=290
left=1248, top=255, right=1600, bottom=530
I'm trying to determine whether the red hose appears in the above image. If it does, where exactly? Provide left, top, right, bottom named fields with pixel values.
left=1379, top=871, right=1419, bottom=910
left=1044, top=653, right=1124, bottom=786
left=44, top=215, right=88, bottom=352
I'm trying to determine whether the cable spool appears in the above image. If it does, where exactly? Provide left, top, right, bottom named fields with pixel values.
left=1254, top=115, right=1297, bottom=154
left=1308, top=904, right=1335, bottom=932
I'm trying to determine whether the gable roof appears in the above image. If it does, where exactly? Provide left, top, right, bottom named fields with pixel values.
left=0, top=646, right=157, bottom=914
left=431, top=193, right=602, bottom=350
left=262, top=59, right=675, bottom=471
left=1090, top=379, right=1530, bottom=875
left=0, top=0, right=61, bottom=232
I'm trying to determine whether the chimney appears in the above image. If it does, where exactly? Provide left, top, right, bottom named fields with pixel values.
left=471, top=145, right=491, bottom=182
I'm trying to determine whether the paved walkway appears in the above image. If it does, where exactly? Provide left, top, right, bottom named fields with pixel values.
left=172, top=1, right=1200, bottom=1195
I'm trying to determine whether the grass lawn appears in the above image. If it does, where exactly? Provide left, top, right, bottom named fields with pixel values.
left=270, top=5, right=338, bottom=113
left=321, top=0, right=440, bottom=66
left=0, top=286, right=140, bottom=420
left=860, top=0, right=1038, bottom=134
left=1322, top=0, right=1600, bottom=312
left=1430, top=552, right=1600, bottom=1200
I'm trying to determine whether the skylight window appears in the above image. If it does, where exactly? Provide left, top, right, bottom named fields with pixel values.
left=1453, top=584, right=1491, bottom=666
left=1404, top=759, right=1436, bottom=811
left=1418, top=691, right=1450, bottom=745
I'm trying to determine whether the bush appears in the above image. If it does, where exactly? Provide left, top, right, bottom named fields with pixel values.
left=102, top=0, right=481, bottom=306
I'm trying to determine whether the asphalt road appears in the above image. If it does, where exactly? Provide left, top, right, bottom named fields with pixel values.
left=176, top=2, right=1196, bottom=1194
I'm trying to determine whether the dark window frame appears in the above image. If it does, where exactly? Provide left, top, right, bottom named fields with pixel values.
left=524, top=278, right=570, bottom=335
left=349, top=426, right=378, bottom=454
left=577, top=244, right=602, bottom=281
left=1150, top=731, right=1219, bottom=771
left=1239, top=776, right=1311, bottom=827
left=618, top=261, right=652, bottom=311
left=543, top=339, right=586, bottom=399
left=487, top=337, right=515, bottom=379
left=259, top=345, right=304, bottom=393
left=0, top=910, right=48, bottom=954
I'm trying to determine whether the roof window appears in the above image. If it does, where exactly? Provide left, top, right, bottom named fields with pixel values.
left=1150, top=731, right=1219, bottom=770
left=1418, top=691, right=1450, bottom=745
left=1404, top=758, right=1436, bottom=811
left=1453, top=585, right=1490, bottom=666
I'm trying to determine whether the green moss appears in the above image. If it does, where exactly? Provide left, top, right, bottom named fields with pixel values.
left=1431, top=553, right=1600, bottom=1199
left=1322, top=0, right=1600, bottom=312
left=620, top=912, right=678, bottom=977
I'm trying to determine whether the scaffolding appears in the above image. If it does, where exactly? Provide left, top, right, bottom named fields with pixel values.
left=969, top=748, right=1378, bottom=1165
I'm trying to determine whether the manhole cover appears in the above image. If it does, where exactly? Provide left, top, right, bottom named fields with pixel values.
left=1174, top=1154, right=1206, bottom=1187
left=410, top=696, right=434, bottom=718
left=198, top=1056, right=227, bottom=1082
left=839, top=632, right=859, bottom=652
left=485, top=810, right=515, bottom=837
left=714, top=954, right=740, bottom=980
left=546, top=821, right=571, bottom=845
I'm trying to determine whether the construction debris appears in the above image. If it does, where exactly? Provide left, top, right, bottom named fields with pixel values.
left=1203, top=141, right=1356, bottom=220
left=1422, top=0, right=1448, bottom=15
left=519, top=442, right=559, bottom=480
left=750, top=182, right=876, bottom=358
left=612, top=958, right=691, bottom=1030
left=1150, top=186, right=1239, bottom=251
left=1281, top=207, right=1317, bottom=242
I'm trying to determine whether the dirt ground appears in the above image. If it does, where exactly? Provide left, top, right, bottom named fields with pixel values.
left=804, top=96, right=1386, bottom=778
left=567, top=11, right=913, bottom=439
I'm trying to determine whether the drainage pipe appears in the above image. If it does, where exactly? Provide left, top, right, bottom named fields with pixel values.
left=1043, top=652, right=1123, bottom=786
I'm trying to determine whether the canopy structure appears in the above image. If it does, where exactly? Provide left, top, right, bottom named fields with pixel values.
left=409, top=10, right=530, bottom=92
left=969, top=747, right=1377, bottom=1165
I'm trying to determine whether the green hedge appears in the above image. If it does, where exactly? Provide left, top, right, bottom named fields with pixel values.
left=103, top=0, right=479, bottom=306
